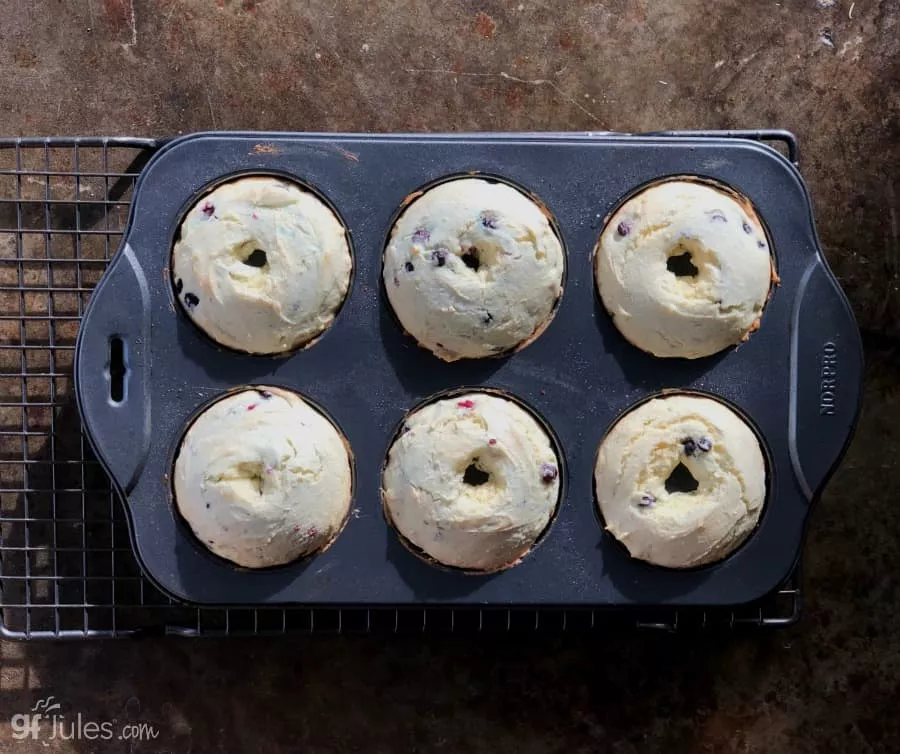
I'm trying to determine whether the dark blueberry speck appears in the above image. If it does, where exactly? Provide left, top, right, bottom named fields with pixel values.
left=206, top=503, right=211, bottom=509
left=201, top=202, right=215, bottom=217
left=404, top=261, right=415, bottom=272
left=710, top=210, right=727, bottom=223
left=483, top=311, right=493, bottom=324
left=412, top=228, right=430, bottom=243
left=392, top=273, right=400, bottom=286
left=639, top=493, right=655, bottom=507
left=617, top=220, right=633, bottom=237
left=540, top=463, right=558, bottom=483
left=757, top=240, right=766, bottom=248
left=742, top=222, right=752, bottom=234
left=174, top=278, right=184, bottom=295
left=697, top=436, right=713, bottom=452
left=259, top=390, right=273, bottom=400
left=681, top=437, right=697, bottom=456
left=184, top=292, right=200, bottom=309
left=481, top=212, right=499, bottom=229
left=432, top=249, right=448, bottom=267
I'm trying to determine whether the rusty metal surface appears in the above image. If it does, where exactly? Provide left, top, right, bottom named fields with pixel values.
left=0, top=1, right=898, bottom=752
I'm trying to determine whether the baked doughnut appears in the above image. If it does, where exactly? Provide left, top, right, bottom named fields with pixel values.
left=383, top=178, right=564, bottom=361
left=174, top=387, right=352, bottom=568
left=382, top=392, right=561, bottom=571
left=595, top=179, right=773, bottom=359
left=172, top=176, right=351, bottom=354
left=594, top=394, right=765, bottom=568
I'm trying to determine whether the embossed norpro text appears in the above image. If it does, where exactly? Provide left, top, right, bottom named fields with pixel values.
left=820, top=342, right=837, bottom=416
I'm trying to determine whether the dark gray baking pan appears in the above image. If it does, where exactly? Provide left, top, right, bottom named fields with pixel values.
left=74, top=131, right=863, bottom=607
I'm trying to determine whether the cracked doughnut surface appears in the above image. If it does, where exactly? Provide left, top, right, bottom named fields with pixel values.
left=383, top=178, right=565, bottom=361
left=172, top=176, right=351, bottom=354
left=174, top=387, right=352, bottom=568
left=594, top=394, right=766, bottom=568
left=382, top=392, right=560, bottom=571
left=595, top=180, right=773, bottom=359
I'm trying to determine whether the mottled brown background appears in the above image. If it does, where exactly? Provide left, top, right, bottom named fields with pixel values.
left=0, top=1, right=899, bottom=752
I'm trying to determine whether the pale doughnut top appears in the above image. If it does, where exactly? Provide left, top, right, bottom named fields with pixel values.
left=172, top=176, right=352, bottom=354
left=382, top=392, right=560, bottom=571
left=595, top=394, right=766, bottom=568
left=174, top=387, right=352, bottom=569
left=595, top=180, right=772, bottom=359
left=383, top=179, right=565, bottom=361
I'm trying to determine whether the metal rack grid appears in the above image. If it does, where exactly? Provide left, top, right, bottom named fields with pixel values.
left=0, top=137, right=801, bottom=639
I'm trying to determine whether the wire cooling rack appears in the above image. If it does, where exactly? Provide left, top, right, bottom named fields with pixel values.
left=0, top=137, right=801, bottom=639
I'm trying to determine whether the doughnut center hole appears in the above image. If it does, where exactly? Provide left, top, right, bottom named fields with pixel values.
left=667, top=250, right=698, bottom=277
left=242, top=248, right=268, bottom=268
left=233, top=461, right=266, bottom=495
left=461, top=247, right=481, bottom=271
left=665, top=463, right=699, bottom=494
left=463, top=458, right=491, bottom=486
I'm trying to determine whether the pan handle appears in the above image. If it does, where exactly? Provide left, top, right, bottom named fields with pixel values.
left=788, top=257, right=863, bottom=501
left=75, top=243, right=152, bottom=494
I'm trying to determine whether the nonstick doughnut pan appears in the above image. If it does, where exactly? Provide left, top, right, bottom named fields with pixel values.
left=74, top=131, right=863, bottom=606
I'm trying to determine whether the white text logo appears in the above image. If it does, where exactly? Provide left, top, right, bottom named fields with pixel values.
left=10, top=696, right=160, bottom=742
